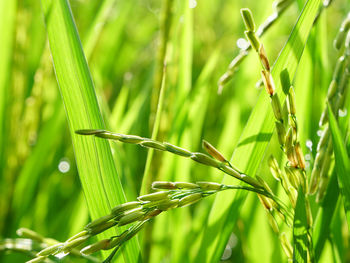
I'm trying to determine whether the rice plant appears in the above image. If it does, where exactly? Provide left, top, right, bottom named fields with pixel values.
left=1, top=0, right=349, bottom=262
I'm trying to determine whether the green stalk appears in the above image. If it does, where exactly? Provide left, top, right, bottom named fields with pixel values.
left=139, top=2, right=173, bottom=259
left=151, top=0, right=173, bottom=110
left=143, top=0, right=173, bottom=196
left=141, top=66, right=167, bottom=195
left=140, top=66, right=167, bottom=263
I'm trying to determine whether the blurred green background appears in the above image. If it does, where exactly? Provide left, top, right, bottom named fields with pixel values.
left=0, top=0, right=349, bottom=262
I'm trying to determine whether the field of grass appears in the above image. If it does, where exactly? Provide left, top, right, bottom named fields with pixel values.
left=0, top=0, right=350, bottom=262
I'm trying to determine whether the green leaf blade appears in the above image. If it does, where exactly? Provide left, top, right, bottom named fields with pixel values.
left=40, top=0, right=140, bottom=261
left=293, top=188, right=309, bottom=262
left=313, top=172, right=340, bottom=261
left=327, top=104, right=350, bottom=230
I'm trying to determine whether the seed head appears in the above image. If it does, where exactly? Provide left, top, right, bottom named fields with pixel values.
left=241, top=8, right=256, bottom=32
left=268, top=155, right=282, bottom=181
left=37, top=243, right=63, bottom=257
left=316, top=176, right=329, bottom=203
left=143, top=209, right=162, bottom=220
left=280, top=232, right=293, bottom=259
left=156, top=199, right=179, bottom=211
left=88, top=220, right=118, bottom=235
left=288, top=186, right=297, bottom=207
left=326, top=80, right=337, bottom=100
left=141, top=140, right=167, bottom=151
left=333, top=56, right=346, bottom=82
left=138, top=191, right=169, bottom=201
left=163, top=142, right=192, bottom=157
left=275, top=121, right=286, bottom=146
left=63, top=235, right=90, bottom=252
left=316, top=128, right=329, bottom=151
left=245, top=31, right=260, bottom=51
left=202, top=140, right=227, bottom=162
left=285, top=128, right=298, bottom=167
left=75, top=129, right=106, bottom=135
left=334, top=14, right=350, bottom=50
left=104, top=231, right=129, bottom=250
left=118, top=134, right=144, bottom=144
left=284, top=166, right=299, bottom=189
left=85, top=214, right=115, bottom=229
left=267, top=212, right=279, bottom=234
left=256, top=176, right=273, bottom=194
left=17, top=228, right=44, bottom=242
left=174, top=182, right=200, bottom=189
left=288, top=115, right=297, bottom=130
left=294, top=142, right=305, bottom=170
left=118, top=210, right=145, bottom=226
left=111, top=201, right=141, bottom=215
left=261, top=70, right=275, bottom=96
left=178, top=193, right=202, bottom=207
left=271, top=94, right=283, bottom=121
left=152, top=181, right=176, bottom=190
left=273, top=0, right=291, bottom=14
left=196, top=181, right=222, bottom=190
left=66, top=230, right=89, bottom=243
left=80, top=239, right=111, bottom=255
left=190, top=152, right=221, bottom=168
left=257, top=194, right=273, bottom=211
left=259, top=45, right=270, bottom=71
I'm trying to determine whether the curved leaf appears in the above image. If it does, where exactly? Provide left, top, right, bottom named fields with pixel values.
left=40, top=0, right=140, bottom=261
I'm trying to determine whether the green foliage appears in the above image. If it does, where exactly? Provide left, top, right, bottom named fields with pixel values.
left=328, top=105, right=350, bottom=229
left=0, top=0, right=349, bottom=262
